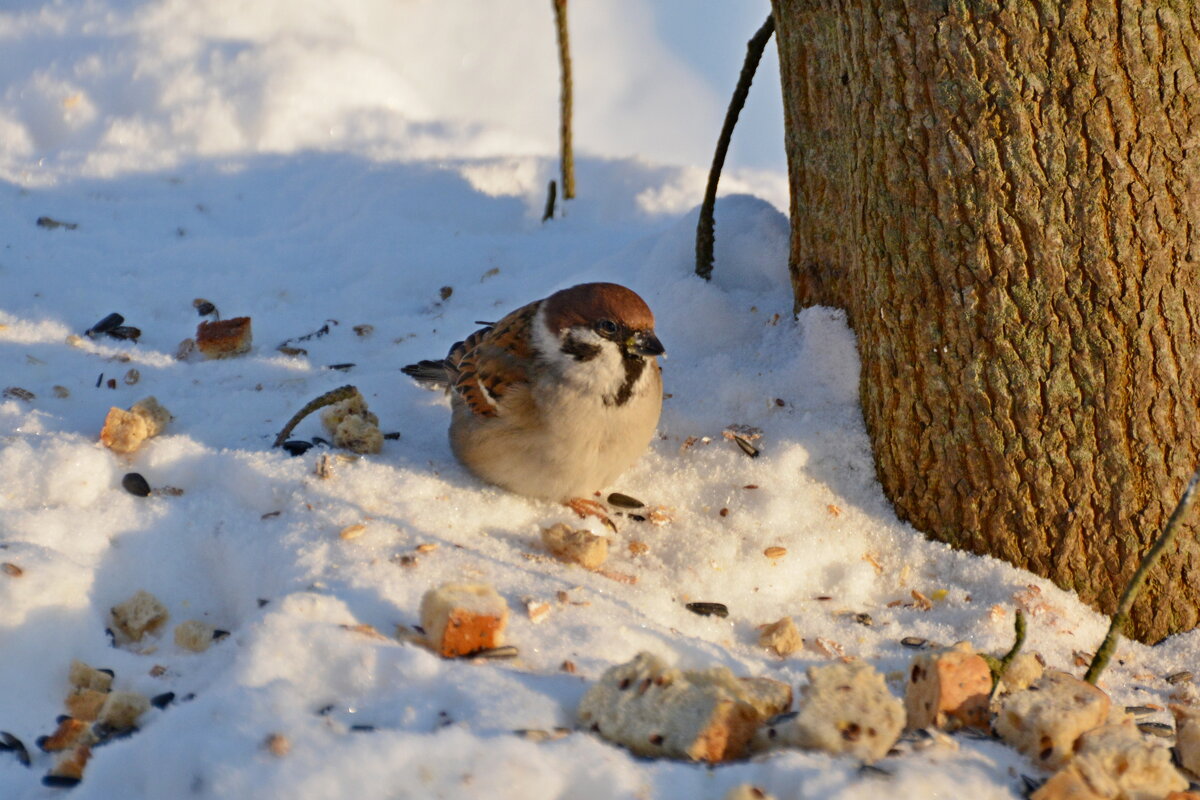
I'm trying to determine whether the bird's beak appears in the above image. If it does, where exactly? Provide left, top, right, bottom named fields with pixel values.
left=629, top=332, right=665, bottom=358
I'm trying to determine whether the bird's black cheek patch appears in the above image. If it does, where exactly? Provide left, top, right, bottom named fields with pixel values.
left=561, top=336, right=601, bottom=362
left=608, top=357, right=647, bottom=407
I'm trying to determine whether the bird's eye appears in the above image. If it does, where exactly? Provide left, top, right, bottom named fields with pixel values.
left=595, top=319, right=618, bottom=336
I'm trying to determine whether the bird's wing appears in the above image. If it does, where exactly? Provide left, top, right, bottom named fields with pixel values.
left=444, top=300, right=540, bottom=418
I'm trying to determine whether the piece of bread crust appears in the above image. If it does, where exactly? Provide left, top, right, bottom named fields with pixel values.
left=758, top=660, right=904, bottom=763
left=196, top=316, right=252, bottom=358
left=577, top=651, right=767, bottom=762
left=110, top=590, right=169, bottom=642
left=994, top=670, right=1111, bottom=770
left=420, top=583, right=509, bottom=658
left=541, top=523, right=608, bottom=570
left=758, top=617, right=802, bottom=658
left=905, top=642, right=993, bottom=731
left=68, top=660, right=113, bottom=693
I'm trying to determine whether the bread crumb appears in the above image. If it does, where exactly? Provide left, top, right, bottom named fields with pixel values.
left=174, top=619, right=217, bottom=652
left=110, top=590, right=169, bottom=642
left=420, top=583, right=509, bottom=658
left=196, top=316, right=252, bottom=359
left=541, top=523, right=608, bottom=570
left=98, top=691, right=150, bottom=730
left=68, top=660, right=113, bottom=692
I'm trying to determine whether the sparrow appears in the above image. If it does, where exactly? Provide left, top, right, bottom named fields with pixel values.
left=402, top=282, right=665, bottom=519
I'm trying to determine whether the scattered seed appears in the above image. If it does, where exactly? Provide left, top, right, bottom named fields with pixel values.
left=278, top=346, right=307, bottom=357
left=353, top=324, right=374, bottom=337
left=264, top=733, right=290, bottom=757
left=774, top=398, right=786, bottom=407
left=261, top=511, right=282, bottom=520
left=854, top=613, right=874, bottom=626
left=2, top=387, right=34, bottom=402
left=685, top=602, right=729, bottom=618
left=0, top=732, right=30, bottom=767
left=42, top=776, right=82, bottom=788
left=1, top=563, right=23, bottom=577
left=718, top=507, right=729, bottom=517
left=213, top=630, right=230, bottom=641
left=326, top=363, right=356, bottom=371
left=149, top=665, right=167, bottom=677
left=900, top=637, right=928, bottom=649
left=123, top=368, right=140, bottom=385
left=150, top=692, right=176, bottom=709
left=121, top=472, right=152, bottom=497
left=1167, top=671, right=1194, bottom=685
left=95, top=372, right=104, bottom=388
left=473, top=645, right=519, bottom=660
left=815, top=595, right=834, bottom=601
left=439, top=286, right=454, bottom=301
left=827, top=504, right=843, bottom=517
left=628, top=540, right=649, bottom=556
left=52, top=386, right=70, bottom=398
left=282, top=440, right=314, bottom=457
left=86, top=313, right=125, bottom=338
left=383, top=431, right=401, bottom=440
left=339, top=523, right=367, bottom=541
left=154, top=486, right=185, bottom=497
left=731, top=435, right=760, bottom=458
left=349, top=724, right=375, bottom=733
left=561, top=660, right=576, bottom=674
left=628, top=514, right=647, bottom=523
left=607, top=492, right=644, bottom=509
left=37, top=216, right=79, bottom=231
left=858, top=763, right=891, bottom=778
left=394, top=555, right=418, bottom=567
left=1125, top=705, right=1159, bottom=717
left=106, top=378, right=117, bottom=389
left=764, top=546, right=787, bottom=559
left=911, top=590, right=933, bottom=611
left=743, top=484, right=759, bottom=489
left=193, top=299, right=216, bottom=317
left=107, top=325, right=141, bottom=341
left=1138, top=721, right=1174, bottom=738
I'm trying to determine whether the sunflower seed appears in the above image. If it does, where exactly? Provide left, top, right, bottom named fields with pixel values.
left=123, top=368, right=140, bottom=385
left=193, top=299, right=216, bottom=317
left=0, top=732, right=30, bottom=766
left=150, top=692, right=175, bottom=709
left=2, top=563, right=23, bottom=577
left=107, top=325, right=141, bottom=341
left=1167, top=671, right=1194, bottom=685
left=1125, top=706, right=1159, bottom=717
left=686, top=602, right=729, bottom=618
left=42, top=776, right=81, bottom=788
left=1137, top=721, right=1174, bottom=737
left=731, top=435, right=759, bottom=458
left=282, top=440, right=314, bottom=456
left=473, top=645, right=519, bottom=660
left=2, top=387, right=34, bottom=402
left=900, top=637, right=928, bottom=649
left=607, top=492, right=644, bottom=509
left=86, top=313, right=124, bottom=337
left=121, top=472, right=151, bottom=497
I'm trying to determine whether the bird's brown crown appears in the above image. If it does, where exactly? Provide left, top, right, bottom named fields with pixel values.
left=542, top=283, right=655, bottom=333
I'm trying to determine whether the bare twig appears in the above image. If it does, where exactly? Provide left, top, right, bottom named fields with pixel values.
left=1085, top=468, right=1200, bottom=684
left=272, top=385, right=358, bottom=448
left=695, top=14, right=775, bottom=280
left=552, top=0, right=575, bottom=200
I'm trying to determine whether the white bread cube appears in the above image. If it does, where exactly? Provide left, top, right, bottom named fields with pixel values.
left=68, top=660, right=113, bottom=692
left=99, top=397, right=173, bottom=453
left=65, top=689, right=108, bottom=721
left=759, top=660, right=904, bottom=763
left=995, top=652, right=1044, bottom=694
left=905, top=641, right=993, bottom=731
left=1032, top=720, right=1187, bottom=800
left=995, top=670, right=1110, bottom=770
left=420, top=583, right=509, bottom=658
left=1172, top=702, right=1200, bottom=778
left=110, top=590, right=169, bottom=642
left=541, top=523, right=608, bottom=570
left=174, top=619, right=217, bottom=652
left=758, top=617, right=802, bottom=657
left=577, top=652, right=767, bottom=762
left=321, top=392, right=383, bottom=454
left=98, top=691, right=150, bottom=730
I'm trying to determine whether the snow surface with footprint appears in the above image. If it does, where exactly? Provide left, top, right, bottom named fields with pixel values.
left=1, top=2, right=1198, bottom=799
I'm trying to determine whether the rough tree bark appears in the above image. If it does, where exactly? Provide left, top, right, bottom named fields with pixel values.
left=772, top=0, right=1200, bottom=642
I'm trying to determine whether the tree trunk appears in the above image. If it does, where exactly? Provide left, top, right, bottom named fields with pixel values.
left=772, top=0, right=1200, bottom=643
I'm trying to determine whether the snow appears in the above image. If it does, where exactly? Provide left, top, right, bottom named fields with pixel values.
left=0, top=2, right=1196, bottom=799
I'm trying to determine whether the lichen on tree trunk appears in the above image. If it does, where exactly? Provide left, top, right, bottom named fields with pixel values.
left=773, top=0, right=1200, bottom=642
